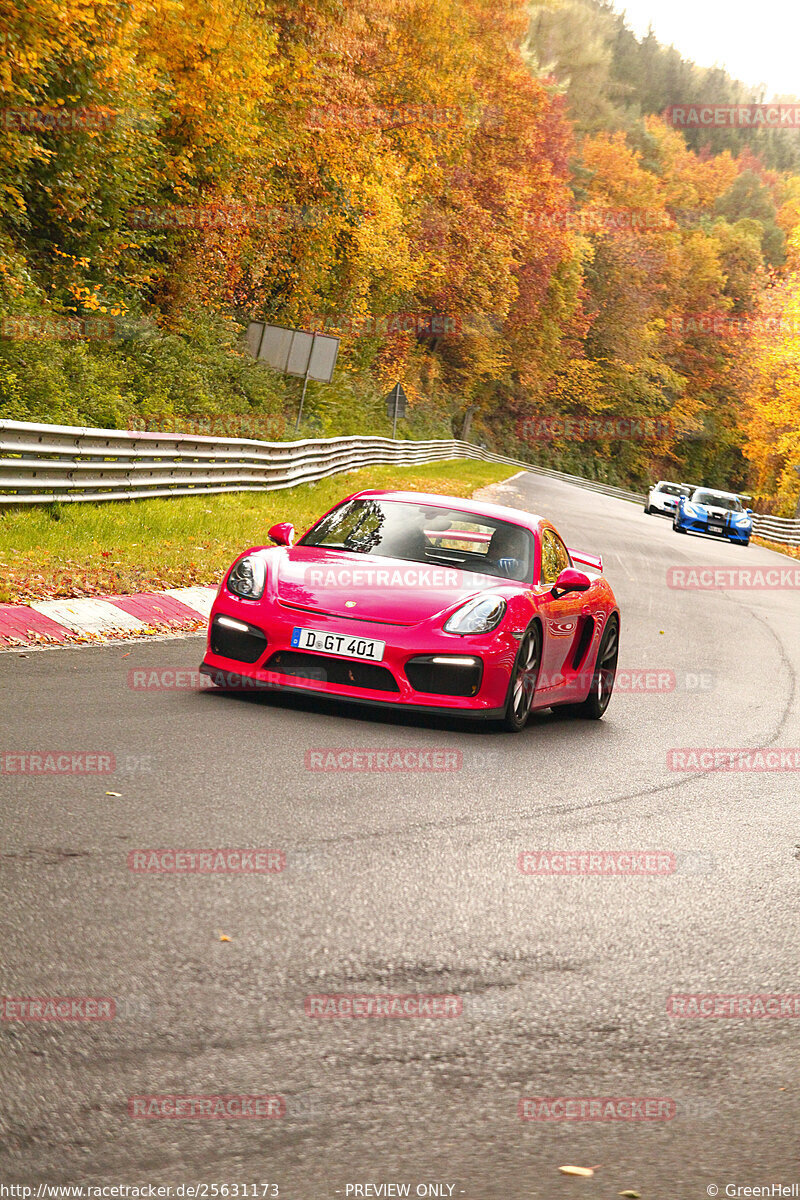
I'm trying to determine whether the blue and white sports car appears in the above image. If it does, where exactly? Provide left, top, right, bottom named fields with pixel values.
left=673, top=488, right=753, bottom=546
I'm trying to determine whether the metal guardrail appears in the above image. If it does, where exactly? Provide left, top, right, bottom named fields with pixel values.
left=0, top=419, right=797, bottom=544
left=0, top=419, right=647, bottom=505
left=750, top=514, right=800, bottom=546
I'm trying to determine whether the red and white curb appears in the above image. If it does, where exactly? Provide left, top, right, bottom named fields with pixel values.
left=0, top=586, right=217, bottom=649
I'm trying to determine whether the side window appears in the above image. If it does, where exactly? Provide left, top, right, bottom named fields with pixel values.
left=540, top=530, right=571, bottom=585
left=553, top=533, right=571, bottom=576
left=540, top=530, right=558, bottom=585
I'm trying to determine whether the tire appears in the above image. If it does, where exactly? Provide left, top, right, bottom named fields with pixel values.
left=643, top=504, right=651, bottom=514
left=567, top=616, right=619, bottom=719
left=673, top=518, right=686, bottom=533
left=502, top=623, right=542, bottom=732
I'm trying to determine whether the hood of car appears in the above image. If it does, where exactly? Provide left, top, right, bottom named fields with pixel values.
left=266, top=546, right=496, bottom=625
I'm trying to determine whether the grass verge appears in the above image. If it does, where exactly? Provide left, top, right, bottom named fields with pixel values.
left=0, top=459, right=514, bottom=603
left=752, top=537, right=800, bottom=560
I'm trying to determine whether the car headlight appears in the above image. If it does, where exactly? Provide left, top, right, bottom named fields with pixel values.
left=683, top=503, right=700, bottom=517
left=444, top=595, right=506, bottom=635
left=226, top=555, right=266, bottom=600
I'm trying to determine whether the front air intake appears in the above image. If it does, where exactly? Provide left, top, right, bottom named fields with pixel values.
left=210, top=616, right=268, bottom=664
left=405, top=655, right=483, bottom=697
left=266, top=651, right=400, bottom=692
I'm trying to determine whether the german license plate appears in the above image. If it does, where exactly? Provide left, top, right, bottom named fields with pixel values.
left=709, top=521, right=724, bottom=532
left=291, top=627, right=385, bottom=661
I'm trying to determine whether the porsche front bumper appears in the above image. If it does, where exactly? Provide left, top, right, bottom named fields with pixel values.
left=199, top=595, right=517, bottom=717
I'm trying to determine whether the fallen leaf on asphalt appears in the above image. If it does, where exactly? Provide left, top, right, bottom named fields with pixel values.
left=559, top=1167, right=594, bottom=1177
left=105, top=791, right=122, bottom=797
left=219, top=933, right=232, bottom=942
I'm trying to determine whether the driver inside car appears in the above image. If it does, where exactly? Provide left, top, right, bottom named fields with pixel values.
left=487, top=525, right=530, bottom=581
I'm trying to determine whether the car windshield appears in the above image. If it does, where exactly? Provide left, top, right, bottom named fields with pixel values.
left=299, top=498, right=534, bottom=582
left=691, top=490, right=743, bottom=512
left=656, top=483, right=685, bottom=496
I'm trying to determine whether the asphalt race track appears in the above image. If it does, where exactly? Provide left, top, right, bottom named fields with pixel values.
left=2, top=470, right=799, bottom=1198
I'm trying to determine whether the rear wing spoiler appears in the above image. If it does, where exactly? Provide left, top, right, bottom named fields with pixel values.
left=568, top=548, right=603, bottom=574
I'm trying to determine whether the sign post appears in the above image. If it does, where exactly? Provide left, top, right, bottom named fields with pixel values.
left=296, top=339, right=315, bottom=433
left=245, top=321, right=340, bottom=434
left=385, top=382, right=408, bottom=439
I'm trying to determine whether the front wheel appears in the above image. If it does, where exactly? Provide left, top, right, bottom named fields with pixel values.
left=643, top=504, right=651, bottom=514
left=568, top=616, right=619, bottom=719
left=673, top=518, right=686, bottom=533
left=502, top=624, right=542, bottom=732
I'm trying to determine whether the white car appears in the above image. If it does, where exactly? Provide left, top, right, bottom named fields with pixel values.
left=644, top=480, right=695, bottom=517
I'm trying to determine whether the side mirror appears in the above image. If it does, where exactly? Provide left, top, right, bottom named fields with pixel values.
left=746, top=509, right=753, bottom=516
left=550, top=567, right=591, bottom=598
left=268, top=522, right=295, bottom=547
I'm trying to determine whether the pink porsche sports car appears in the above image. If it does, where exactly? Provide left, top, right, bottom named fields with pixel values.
left=200, top=489, right=620, bottom=731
